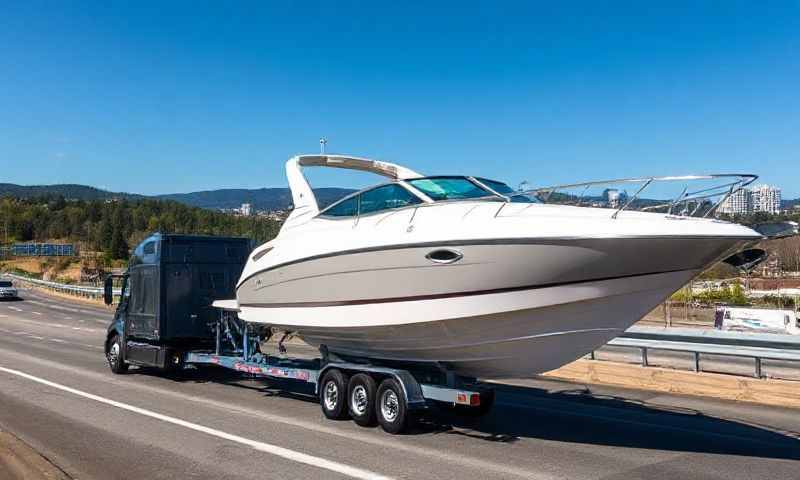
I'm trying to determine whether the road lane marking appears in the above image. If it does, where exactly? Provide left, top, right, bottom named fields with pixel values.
left=31, top=311, right=42, bottom=316
left=7, top=306, right=22, bottom=312
left=49, top=339, right=67, bottom=343
left=0, top=366, right=394, bottom=480
left=27, top=335, right=44, bottom=340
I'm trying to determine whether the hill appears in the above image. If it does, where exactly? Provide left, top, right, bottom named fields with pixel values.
left=0, top=183, right=140, bottom=201
left=157, top=187, right=354, bottom=210
left=0, top=183, right=354, bottom=211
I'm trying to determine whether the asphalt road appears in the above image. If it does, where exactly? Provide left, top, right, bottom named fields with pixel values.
left=0, top=284, right=799, bottom=479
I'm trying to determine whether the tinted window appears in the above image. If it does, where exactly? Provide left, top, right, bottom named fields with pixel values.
left=359, top=184, right=422, bottom=215
left=476, top=178, right=538, bottom=203
left=323, top=196, right=358, bottom=217
left=408, top=177, right=490, bottom=201
left=0, top=281, right=11, bottom=287
left=143, top=242, right=156, bottom=254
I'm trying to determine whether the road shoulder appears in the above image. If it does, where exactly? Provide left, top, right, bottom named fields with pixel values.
left=0, top=429, right=71, bottom=480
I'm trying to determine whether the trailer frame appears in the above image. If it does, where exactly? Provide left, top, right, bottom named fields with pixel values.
left=169, top=303, right=493, bottom=433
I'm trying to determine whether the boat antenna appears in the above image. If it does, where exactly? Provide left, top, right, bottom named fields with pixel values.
left=319, top=137, right=327, bottom=154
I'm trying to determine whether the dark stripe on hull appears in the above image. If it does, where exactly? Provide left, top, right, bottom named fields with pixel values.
left=239, top=267, right=689, bottom=308
left=237, top=235, right=755, bottom=288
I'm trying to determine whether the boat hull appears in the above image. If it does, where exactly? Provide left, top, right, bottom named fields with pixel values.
left=236, top=235, right=753, bottom=378
left=240, top=269, right=697, bottom=378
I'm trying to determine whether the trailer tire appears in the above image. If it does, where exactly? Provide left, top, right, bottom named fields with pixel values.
left=347, top=373, right=377, bottom=427
left=106, top=334, right=128, bottom=374
left=320, top=369, right=349, bottom=420
left=376, top=378, right=409, bottom=434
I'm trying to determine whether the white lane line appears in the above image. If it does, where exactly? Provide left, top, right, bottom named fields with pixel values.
left=27, top=335, right=44, bottom=340
left=7, top=306, right=22, bottom=312
left=64, top=317, right=73, bottom=320
left=31, top=311, right=42, bottom=316
left=0, top=366, right=393, bottom=480
left=0, top=314, right=7, bottom=318
left=49, top=339, right=67, bottom=343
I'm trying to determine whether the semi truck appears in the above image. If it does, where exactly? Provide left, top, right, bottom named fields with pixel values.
left=103, top=233, right=494, bottom=434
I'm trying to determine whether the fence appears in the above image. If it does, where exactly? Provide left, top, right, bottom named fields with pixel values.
left=3, top=273, right=119, bottom=302
left=0, top=243, right=76, bottom=258
left=608, top=326, right=800, bottom=379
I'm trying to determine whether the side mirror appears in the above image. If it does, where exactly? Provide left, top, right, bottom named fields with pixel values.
left=103, top=276, right=114, bottom=305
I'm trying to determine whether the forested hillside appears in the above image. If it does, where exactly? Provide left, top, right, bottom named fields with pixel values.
left=0, top=196, right=280, bottom=261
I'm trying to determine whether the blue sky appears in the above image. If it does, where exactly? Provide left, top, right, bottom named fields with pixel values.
left=1, top=2, right=799, bottom=197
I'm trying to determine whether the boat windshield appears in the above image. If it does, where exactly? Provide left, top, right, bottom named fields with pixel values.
left=475, top=178, right=538, bottom=203
left=407, top=177, right=537, bottom=203
left=407, top=177, right=496, bottom=201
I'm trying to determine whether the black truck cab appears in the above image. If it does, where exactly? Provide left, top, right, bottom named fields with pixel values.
left=104, top=233, right=251, bottom=372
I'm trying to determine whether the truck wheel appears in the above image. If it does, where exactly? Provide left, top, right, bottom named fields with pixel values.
left=347, top=373, right=377, bottom=427
left=320, top=369, right=349, bottom=420
left=376, top=378, right=409, bottom=434
left=106, top=335, right=128, bottom=374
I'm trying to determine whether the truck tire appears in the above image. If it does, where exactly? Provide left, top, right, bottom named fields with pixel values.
left=320, top=369, right=349, bottom=420
left=106, top=334, right=129, bottom=374
left=376, top=378, right=409, bottom=434
left=347, top=373, right=377, bottom=427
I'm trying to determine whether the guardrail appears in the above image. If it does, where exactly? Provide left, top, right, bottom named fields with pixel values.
left=2, top=273, right=120, bottom=302
left=610, top=326, right=800, bottom=379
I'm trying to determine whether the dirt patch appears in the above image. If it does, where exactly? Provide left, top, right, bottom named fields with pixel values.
left=545, top=359, right=800, bottom=409
left=0, top=430, right=71, bottom=479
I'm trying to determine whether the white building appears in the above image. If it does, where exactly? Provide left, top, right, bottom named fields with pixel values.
left=717, top=184, right=781, bottom=216
left=240, top=203, right=252, bottom=216
left=718, top=188, right=752, bottom=215
left=751, top=184, right=781, bottom=214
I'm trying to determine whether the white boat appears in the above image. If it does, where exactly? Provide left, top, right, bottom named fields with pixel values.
left=235, top=154, right=762, bottom=378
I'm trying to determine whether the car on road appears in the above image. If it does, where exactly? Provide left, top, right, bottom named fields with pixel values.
left=0, top=280, right=19, bottom=300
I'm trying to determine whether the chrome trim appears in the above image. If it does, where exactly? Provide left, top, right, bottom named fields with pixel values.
left=425, top=248, right=464, bottom=264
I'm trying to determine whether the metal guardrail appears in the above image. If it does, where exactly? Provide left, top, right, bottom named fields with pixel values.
left=610, top=326, right=800, bottom=379
left=2, top=273, right=120, bottom=301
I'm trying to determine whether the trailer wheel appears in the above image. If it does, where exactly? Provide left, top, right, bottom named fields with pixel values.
left=376, top=378, right=409, bottom=434
left=106, top=334, right=128, bottom=374
left=320, top=369, right=349, bottom=420
left=347, top=374, right=377, bottom=427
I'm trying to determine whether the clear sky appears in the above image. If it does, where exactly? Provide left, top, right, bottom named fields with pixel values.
left=1, top=2, right=799, bottom=197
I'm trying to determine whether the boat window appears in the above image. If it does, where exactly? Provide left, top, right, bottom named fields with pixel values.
left=476, top=178, right=538, bottom=203
left=359, top=184, right=422, bottom=215
left=322, top=196, right=358, bottom=217
left=407, top=177, right=492, bottom=201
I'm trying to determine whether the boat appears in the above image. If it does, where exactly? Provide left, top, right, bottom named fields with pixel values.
left=234, top=154, right=763, bottom=378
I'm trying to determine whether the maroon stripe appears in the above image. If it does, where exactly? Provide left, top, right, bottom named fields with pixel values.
left=239, top=268, right=688, bottom=309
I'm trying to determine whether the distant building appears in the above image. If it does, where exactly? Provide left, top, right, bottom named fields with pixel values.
left=717, top=184, right=781, bottom=216
left=604, top=189, right=627, bottom=208
left=718, top=188, right=752, bottom=215
left=240, top=203, right=252, bottom=216
left=751, top=185, right=781, bottom=214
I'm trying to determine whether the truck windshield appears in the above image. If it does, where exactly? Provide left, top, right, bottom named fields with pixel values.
left=0, top=281, right=11, bottom=287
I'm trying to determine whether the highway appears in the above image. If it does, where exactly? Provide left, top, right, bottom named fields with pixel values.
left=0, top=284, right=799, bottom=479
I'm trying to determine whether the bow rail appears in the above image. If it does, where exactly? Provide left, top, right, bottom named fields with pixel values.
left=523, top=173, right=758, bottom=219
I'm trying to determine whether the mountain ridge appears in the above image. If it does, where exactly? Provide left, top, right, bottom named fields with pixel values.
left=0, top=183, right=355, bottom=211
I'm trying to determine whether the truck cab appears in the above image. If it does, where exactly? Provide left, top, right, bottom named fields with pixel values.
left=104, top=233, right=252, bottom=372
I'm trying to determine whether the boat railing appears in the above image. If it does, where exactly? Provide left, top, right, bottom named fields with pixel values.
left=521, top=173, right=758, bottom=219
